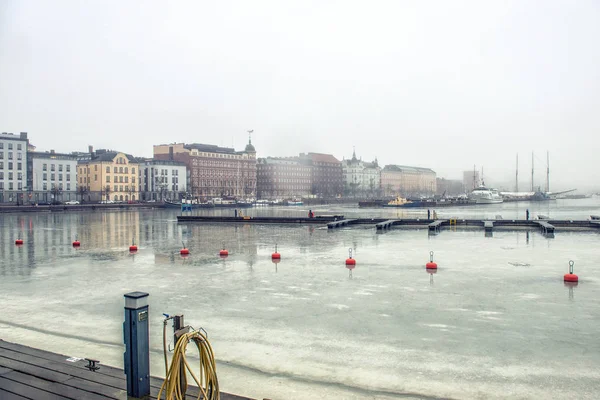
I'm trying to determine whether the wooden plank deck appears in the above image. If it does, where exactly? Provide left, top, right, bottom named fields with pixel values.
left=0, top=340, right=252, bottom=400
left=428, top=220, right=446, bottom=234
left=534, top=220, right=555, bottom=235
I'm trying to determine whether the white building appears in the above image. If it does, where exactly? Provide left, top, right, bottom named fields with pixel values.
left=0, top=132, right=29, bottom=204
left=139, top=159, right=187, bottom=201
left=341, top=149, right=381, bottom=197
left=28, top=150, right=79, bottom=204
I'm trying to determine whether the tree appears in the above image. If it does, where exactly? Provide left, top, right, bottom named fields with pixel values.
left=78, top=185, right=88, bottom=203
left=104, top=185, right=111, bottom=202
left=51, top=185, right=63, bottom=205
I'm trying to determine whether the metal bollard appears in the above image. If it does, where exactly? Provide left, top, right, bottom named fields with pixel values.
left=123, top=291, right=150, bottom=398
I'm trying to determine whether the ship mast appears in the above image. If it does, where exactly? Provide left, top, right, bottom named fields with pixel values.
left=531, top=152, right=534, bottom=192
left=546, top=151, right=550, bottom=193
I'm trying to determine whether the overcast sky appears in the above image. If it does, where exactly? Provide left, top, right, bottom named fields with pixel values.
left=1, top=1, right=599, bottom=191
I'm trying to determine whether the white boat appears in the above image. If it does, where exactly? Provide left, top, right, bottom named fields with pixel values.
left=469, top=186, right=504, bottom=204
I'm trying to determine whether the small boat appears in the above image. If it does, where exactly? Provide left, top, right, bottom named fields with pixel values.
left=382, top=197, right=412, bottom=207
left=591, top=215, right=600, bottom=220
left=358, top=199, right=387, bottom=208
left=285, top=200, right=303, bottom=206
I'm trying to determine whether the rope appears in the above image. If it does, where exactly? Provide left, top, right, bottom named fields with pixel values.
left=159, top=328, right=220, bottom=400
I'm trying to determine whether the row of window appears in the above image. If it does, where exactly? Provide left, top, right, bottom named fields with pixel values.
left=192, top=180, right=256, bottom=187
left=153, top=169, right=180, bottom=176
left=0, top=182, right=73, bottom=191
left=0, top=162, right=22, bottom=171
left=0, top=152, right=23, bottom=160
left=0, top=172, right=23, bottom=180
left=0, top=143, right=23, bottom=150
left=41, top=173, right=71, bottom=181
left=79, top=166, right=136, bottom=174
left=110, top=185, right=136, bottom=192
left=42, top=164, right=71, bottom=172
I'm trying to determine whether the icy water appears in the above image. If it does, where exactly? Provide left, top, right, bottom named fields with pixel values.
left=1, top=199, right=600, bottom=400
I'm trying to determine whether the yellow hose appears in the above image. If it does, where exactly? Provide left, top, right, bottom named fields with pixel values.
left=159, top=329, right=220, bottom=400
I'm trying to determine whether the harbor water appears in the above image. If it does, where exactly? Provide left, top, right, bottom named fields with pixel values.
left=1, top=199, right=600, bottom=399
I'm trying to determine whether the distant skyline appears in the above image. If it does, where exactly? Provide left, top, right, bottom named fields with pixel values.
left=1, top=1, right=599, bottom=191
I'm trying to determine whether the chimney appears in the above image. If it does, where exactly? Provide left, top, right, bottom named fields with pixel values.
left=169, top=146, right=174, bottom=161
left=20, top=132, right=28, bottom=139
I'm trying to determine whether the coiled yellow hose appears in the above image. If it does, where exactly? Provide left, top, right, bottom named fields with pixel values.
left=159, top=328, right=220, bottom=400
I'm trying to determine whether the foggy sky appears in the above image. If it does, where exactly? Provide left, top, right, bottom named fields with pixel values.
left=1, top=1, right=599, bottom=191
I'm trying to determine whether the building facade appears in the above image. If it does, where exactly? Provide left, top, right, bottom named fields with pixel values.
left=77, top=149, right=139, bottom=202
left=256, top=157, right=312, bottom=200
left=154, top=139, right=257, bottom=201
left=341, top=150, right=381, bottom=198
left=299, top=152, right=343, bottom=198
left=139, top=159, right=187, bottom=201
left=381, top=165, right=437, bottom=197
left=27, top=150, right=78, bottom=204
left=0, top=132, right=29, bottom=204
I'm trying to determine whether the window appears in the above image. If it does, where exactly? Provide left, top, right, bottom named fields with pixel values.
left=17, top=143, right=21, bottom=150
left=125, top=176, right=128, bottom=183
left=8, top=143, right=13, bottom=150
left=17, top=162, right=21, bottom=170
left=0, top=143, right=3, bottom=149
left=8, top=152, right=12, bottom=160
left=66, top=175, right=70, bottom=181
left=17, top=153, right=22, bottom=160
left=43, top=173, right=47, bottom=180
left=119, top=176, right=123, bottom=183
left=0, top=153, right=3, bottom=159
left=0, top=172, right=3, bottom=179
left=132, top=168, right=135, bottom=174
left=114, top=167, right=117, bottom=173
left=8, top=163, right=13, bottom=170
left=9, top=182, right=13, bottom=190
left=67, top=183, right=71, bottom=191
left=93, top=165, right=96, bottom=171
left=106, top=176, right=110, bottom=183
left=0, top=182, right=3, bottom=189
left=119, top=167, right=123, bottom=174
left=120, top=185, right=123, bottom=192
left=51, top=173, right=55, bottom=180
left=18, top=172, right=22, bottom=180
left=59, top=183, right=63, bottom=190
left=106, top=166, right=110, bottom=173
left=125, top=167, right=128, bottom=174
left=132, top=177, right=135, bottom=183
left=114, top=185, right=118, bottom=192
left=0, top=162, right=3, bottom=169
left=43, top=183, right=47, bottom=190
left=66, top=165, right=71, bottom=172
left=114, top=176, right=118, bottom=183
left=60, top=174, right=64, bottom=181
left=18, top=182, right=22, bottom=190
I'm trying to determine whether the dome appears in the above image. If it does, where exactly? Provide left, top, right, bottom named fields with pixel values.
left=245, top=142, right=256, bottom=152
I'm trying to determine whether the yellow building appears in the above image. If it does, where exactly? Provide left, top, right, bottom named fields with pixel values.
left=381, top=164, right=436, bottom=197
left=78, top=149, right=139, bottom=202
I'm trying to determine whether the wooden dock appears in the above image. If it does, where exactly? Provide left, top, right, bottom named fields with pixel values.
left=176, top=215, right=600, bottom=235
left=327, top=219, right=358, bottom=229
left=0, top=340, right=252, bottom=400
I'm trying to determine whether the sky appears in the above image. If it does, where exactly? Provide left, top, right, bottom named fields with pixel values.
left=1, top=0, right=599, bottom=192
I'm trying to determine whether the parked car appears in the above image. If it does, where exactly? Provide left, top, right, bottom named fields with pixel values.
left=36, top=201, right=51, bottom=206
left=65, top=200, right=80, bottom=205
left=100, top=200, right=115, bottom=204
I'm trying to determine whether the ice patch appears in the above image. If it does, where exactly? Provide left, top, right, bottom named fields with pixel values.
left=328, top=304, right=350, bottom=310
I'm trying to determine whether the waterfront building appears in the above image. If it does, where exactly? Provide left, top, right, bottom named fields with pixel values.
left=77, top=147, right=139, bottom=202
left=256, top=157, right=312, bottom=200
left=381, top=164, right=437, bottom=197
left=341, top=149, right=381, bottom=198
left=153, top=138, right=257, bottom=201
left=0, top=132, right=29, bottom=204
left=138, top=159, right=187, bottom=201
left=299, top=152, right=343, bottom=198
left=27, top=150, right=79, bottom=204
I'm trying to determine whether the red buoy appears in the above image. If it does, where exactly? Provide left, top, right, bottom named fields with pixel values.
left=345, top=248, right=356, bottom=266
left=180, top=248, right=190, bottom=255
left=15, top=239, right=23, bottom=245
left=72, top=240, right=81, bottom=247
left=272, top=244, right=281, bottom=260
left=564, top=260, right=578, bottom=282
left=129, top=245, right=138, bottom=252
left=220, top=249, right=229, bottom=257
left=426, top=251, right=438, bottom=270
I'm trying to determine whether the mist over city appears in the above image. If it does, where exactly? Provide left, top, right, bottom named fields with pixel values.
left=1, top=1, right=599, bottom=193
